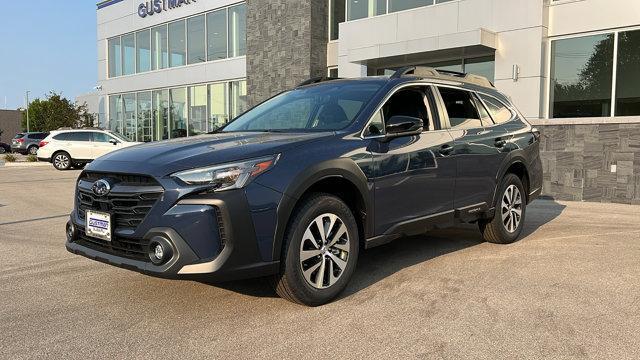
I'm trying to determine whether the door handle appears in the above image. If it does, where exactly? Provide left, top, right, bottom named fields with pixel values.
left=439, top=144, right=454, bottom=156
left=494, top=138, right=507, bottom=148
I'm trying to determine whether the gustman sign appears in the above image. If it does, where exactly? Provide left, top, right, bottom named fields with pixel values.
left=138, top=0, right=197, bottom=18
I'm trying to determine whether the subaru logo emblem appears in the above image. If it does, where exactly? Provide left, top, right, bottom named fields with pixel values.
left=92, top=179, right=111, bottom=197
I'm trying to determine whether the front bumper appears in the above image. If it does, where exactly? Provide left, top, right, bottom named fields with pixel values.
left=66, top=177, right=281, bottom=281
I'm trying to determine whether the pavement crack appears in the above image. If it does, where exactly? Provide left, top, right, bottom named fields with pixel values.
left=0, top=214, right=69, bottom=226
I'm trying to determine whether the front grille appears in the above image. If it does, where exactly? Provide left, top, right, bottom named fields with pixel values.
left=75, top=228, right=150, bottom=262
left=77, top=189, right=162, bottom=229
left=81, top=172, right=158, bottom=186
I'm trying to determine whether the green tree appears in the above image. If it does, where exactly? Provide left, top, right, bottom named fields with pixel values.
left=22, top=92, right=84, bottom=132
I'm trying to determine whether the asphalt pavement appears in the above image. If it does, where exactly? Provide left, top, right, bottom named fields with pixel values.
left=1, top=166, right=639, bottom=359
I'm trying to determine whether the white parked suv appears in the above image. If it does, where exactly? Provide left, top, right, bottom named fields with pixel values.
left=37, top=128, right=140, bottom=170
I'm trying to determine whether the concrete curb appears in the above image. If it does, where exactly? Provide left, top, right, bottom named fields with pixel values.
left=2, top=162, right=51, bottom=167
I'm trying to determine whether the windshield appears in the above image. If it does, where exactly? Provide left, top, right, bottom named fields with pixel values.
left=222, top=82, right=383, bottom=132
left=13, top=133, right=25, bottom=139
left=108, top=131, right=130, bottom=142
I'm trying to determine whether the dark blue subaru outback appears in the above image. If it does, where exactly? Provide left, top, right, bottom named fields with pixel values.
left=66, top=67, right=542, bottom=306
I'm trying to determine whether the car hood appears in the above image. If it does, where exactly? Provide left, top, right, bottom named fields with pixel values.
left=87, top=131, right=332, bottom=177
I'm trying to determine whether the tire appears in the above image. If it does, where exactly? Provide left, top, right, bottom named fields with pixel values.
left=28, top=145, right=38, bottom=155
left=273, top=193, right=359, bottom=306
left=479, top=173, right=526, bottom=244
left=52, top=151, right=72, bottom=171
left=0, top=147, right=5, bottom=154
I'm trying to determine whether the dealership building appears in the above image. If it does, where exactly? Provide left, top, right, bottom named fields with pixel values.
left=93, top=0, right=640, bottom=203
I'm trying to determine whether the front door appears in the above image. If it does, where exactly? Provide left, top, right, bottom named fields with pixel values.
left=370, top=86, right=456, bottom=235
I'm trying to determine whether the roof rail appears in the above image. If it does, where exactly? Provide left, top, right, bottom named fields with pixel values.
left=391, top=66, right=494, bottom=88
left=57, top=127, right=104, bottom=131
left=297, top=76, right=341, bottom=87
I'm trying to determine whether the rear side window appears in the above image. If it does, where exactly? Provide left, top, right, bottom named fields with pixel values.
left=53, top=133, right=70, bottom=141
left=438, top=87, right=483, bottom=129
left=478, top=94, right=514, bottom=124
left=66, top=131, right=91, bottom=141
left=28, top=133, right=48, bottom=140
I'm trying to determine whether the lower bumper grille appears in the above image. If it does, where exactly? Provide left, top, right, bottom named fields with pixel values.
left=75, top=228, right=150, bottom=262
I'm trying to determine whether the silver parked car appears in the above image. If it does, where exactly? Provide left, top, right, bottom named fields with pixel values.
left=11, top=132, right=49, bottom=155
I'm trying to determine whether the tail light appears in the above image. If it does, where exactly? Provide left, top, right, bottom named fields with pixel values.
left=16, top=138, right=24, bottom=143
left=39, top=141, right=49, bottom=148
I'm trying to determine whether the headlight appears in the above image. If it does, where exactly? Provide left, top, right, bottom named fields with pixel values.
left=171, top=154, right=280, bottom=191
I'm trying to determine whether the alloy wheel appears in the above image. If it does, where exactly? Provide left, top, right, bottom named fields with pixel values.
left=501, top=184, right=523, bottom=233
left=54, top=154, right=70, bottom=169
left=299, top=213, right=350, bottom=289
left=29, top=147, right=38, bottom=155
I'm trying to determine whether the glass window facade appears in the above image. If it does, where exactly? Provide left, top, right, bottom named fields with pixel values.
left=550, top=34, right=615, bottom=118
left=207, top=9, right=227, bottom=60
left=187, top=15, right=206, bottom=65
left=228, top=4, right=247, bottom=57
left=108, top=37, right=121, bottom=78
left=151, top=25, right=168, bottom=70
left=122, top=33, right=136, bottom=76
left=343, top=0, right=456, bottom=21
left=615, top=29, right=640, bottom=116
left=168, top=20, right=186, bottom=68
left=108, top=80, right=245, bottom=142
left=107, top=3, right=245, bottom=78
left=329, top=0, right=345, bottom=40
left=136, top=29, right=151, bottom=73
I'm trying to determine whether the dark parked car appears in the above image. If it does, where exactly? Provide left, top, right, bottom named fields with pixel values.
left=66, top=67, right=542, bottom=305
left=0, top=142, right=10, bottom=154
left=11, top=132, right=49, bottom=155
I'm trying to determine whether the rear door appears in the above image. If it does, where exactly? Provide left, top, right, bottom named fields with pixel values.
left=64, top=132, right=94, bottom=160
left=435, top=86, right=507, bottom=211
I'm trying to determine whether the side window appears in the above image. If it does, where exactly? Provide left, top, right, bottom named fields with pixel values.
left=478, top=94, right=514, bottom=124
left=364, top=86, right=433, bottom=137
left=473, top=95, right=493, bottom=126
left=438, top=87, right=483, bottom=129
left=93, top=132, right=115, bottom=143
left=66, top=132, right=92, bottom=142
left=53, top=133, right=70, bottom=141
left=365, top=110, right=384, bottom=136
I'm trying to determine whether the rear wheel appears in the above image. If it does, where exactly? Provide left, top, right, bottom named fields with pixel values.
left=0, top=147, right=5, bottom=154
left=28, top=145, right=38, bottom=155
left=273, top=194, right=359, bottom=306
left=479, top=173, right=526, bottom=244
left=52, top=151, right=72, bottom=171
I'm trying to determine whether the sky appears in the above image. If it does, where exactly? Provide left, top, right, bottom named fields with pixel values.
left=0, top=1, right=97, bottom=110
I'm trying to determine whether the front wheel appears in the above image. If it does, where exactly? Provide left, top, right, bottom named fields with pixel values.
left=273, top=194, right=359, bottom=306
left=479, top=173, right=526, bottom=244
left=52, top=152, right=72, bottom=171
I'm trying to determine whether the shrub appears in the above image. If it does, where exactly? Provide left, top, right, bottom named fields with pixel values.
left=4, top=154, right=16, bottom=162
left=26, top=154, right=38, bottom=162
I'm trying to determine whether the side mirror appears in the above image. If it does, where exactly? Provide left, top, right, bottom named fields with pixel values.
left=385, top=116, right=423, bottom=138
left=109, top=139, right=118, bottom=145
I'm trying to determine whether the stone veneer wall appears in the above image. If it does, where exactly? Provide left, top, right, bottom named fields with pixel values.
left=246, top=0, right=328, bottom=107
left=535, top=122, right=640, bottom=204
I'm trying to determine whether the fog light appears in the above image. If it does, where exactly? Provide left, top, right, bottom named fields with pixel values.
left=154, top=244, right=164, bottom=260
left=66, top=221, right=76, bottom=242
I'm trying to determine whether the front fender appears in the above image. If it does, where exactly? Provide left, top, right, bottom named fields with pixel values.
left=269, top=158, right=373, bottom=262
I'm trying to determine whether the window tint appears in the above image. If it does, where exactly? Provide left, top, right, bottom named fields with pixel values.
left=474, top=96, right=493, bottom=125
left=615, top=29, right=640, bottom=116
left=479, top=94, right=514, bottom=124
left=66, top=132, right=93, bottom=142
left=93, top=132, right=115, bottom=143
left=438, top=87, right=483, bottom=129
left=27, top=133, right=46, bottom=139
left=382, top=88, right=430, bottom=130
left=365, top=110, right=384, bottom=136
left=53, top=133, right=69, bottom=141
